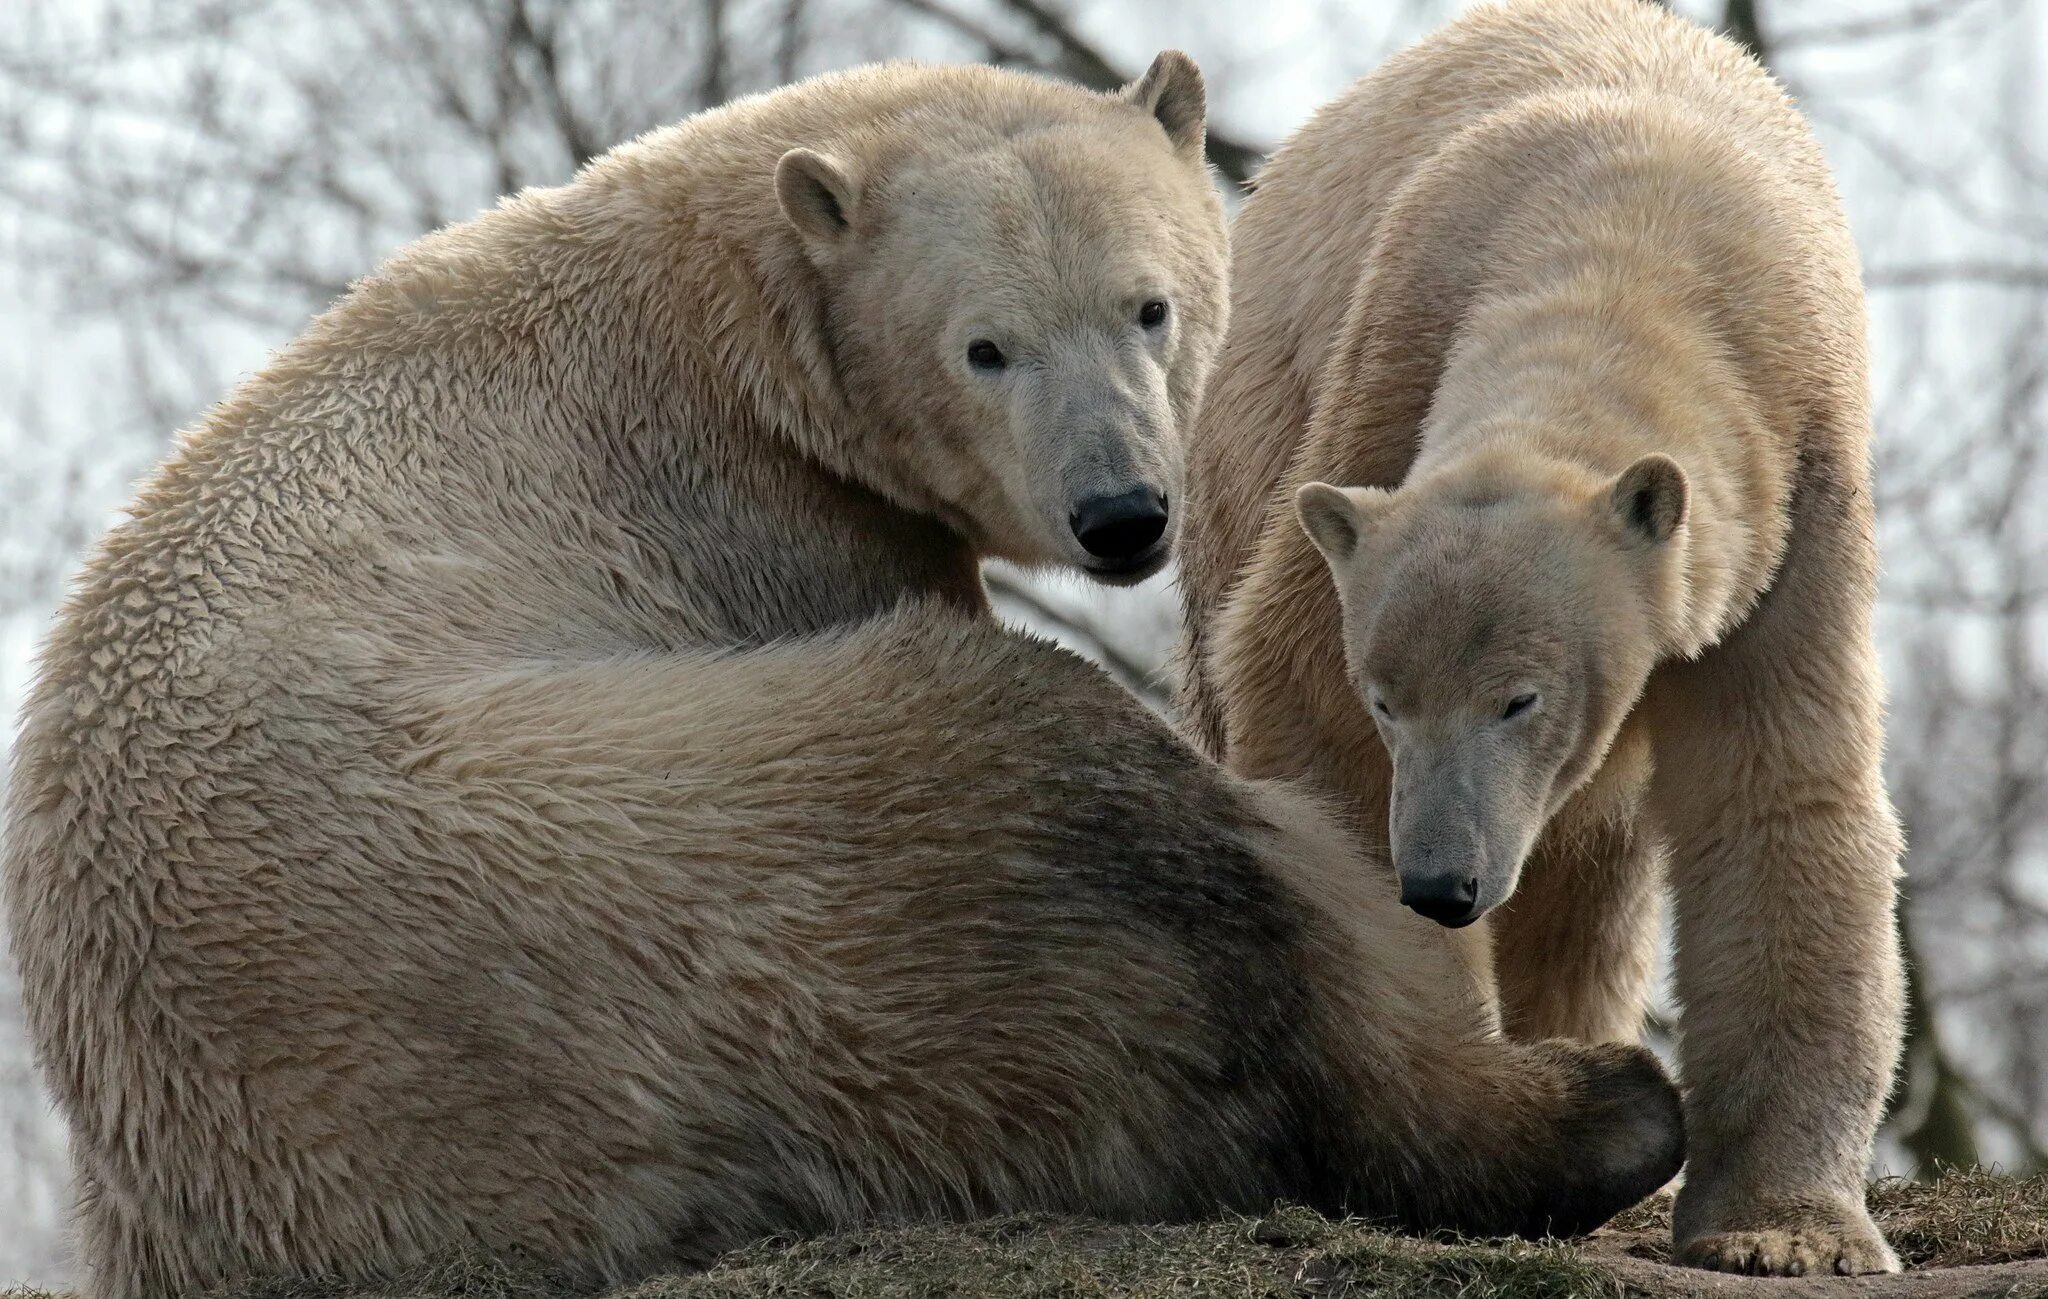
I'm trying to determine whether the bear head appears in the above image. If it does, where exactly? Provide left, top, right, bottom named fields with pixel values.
left=1295, top=451, right=1692, bottom=926
left=775, top=52, right=1227, bottom=586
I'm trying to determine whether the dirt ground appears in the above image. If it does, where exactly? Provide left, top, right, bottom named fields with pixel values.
left=9, top=1170, right=2046, bottom=1299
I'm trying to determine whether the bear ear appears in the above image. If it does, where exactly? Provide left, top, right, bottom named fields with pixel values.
left=1604, top=454, right=1690, bottom=546
left=1122, top=50, right=1207, bottom=159
left=1296, top=481, right=1387, bottom=564
left=775, top=148, right=861, bottom=260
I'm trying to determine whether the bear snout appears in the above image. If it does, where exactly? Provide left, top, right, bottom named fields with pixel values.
left=1069, top=486, right=1170, bottom=567
left=1398, top=869, right=1482, bottom=927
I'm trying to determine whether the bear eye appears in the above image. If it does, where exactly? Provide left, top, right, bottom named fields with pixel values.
left=966, top=339, right=1006, bottom=371
left=1138, top=299, right=1169, bottom=329
left=1501, top=693, right=1539, bottom=720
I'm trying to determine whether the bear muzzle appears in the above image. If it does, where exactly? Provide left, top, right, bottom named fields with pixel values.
left=1069, top=486, right=1170, bottom=580
left=1398, top=868, right=1483, bottom=927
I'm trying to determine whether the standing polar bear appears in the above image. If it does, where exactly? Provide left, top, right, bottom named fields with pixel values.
left=1180, top=0, right=1905, bottom=1279
left=3, top=54, right=1686, bottom=1299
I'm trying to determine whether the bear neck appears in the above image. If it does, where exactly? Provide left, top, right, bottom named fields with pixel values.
left=1415, top=264, right=1782, bottom=656
left=296, top=170, right=987, bottom=650
left=570, top=384, right=987, bottom=644
left=529, top=130, right=991, bottom=642
left=575, top=82, right=1048, bottom=541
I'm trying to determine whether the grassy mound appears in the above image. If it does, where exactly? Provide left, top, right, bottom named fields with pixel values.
left=9, top=1171, right=2048, bottom=1299
left=1868, top=1169, right=2048, bottom=1269
left=660, top=1207, right=1613, bottom=1299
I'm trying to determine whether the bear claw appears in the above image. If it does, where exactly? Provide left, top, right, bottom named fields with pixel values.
left=1679, top=1220, right=1900, bottom=1277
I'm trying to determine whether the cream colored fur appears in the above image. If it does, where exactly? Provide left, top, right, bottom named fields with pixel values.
left=4, top=55, right=1685, bottom=1299
left=1180, top=0, right=1905, bottom=1278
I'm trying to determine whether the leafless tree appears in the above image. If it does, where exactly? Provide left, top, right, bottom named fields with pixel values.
left=4, top=0, right=2048, bottom=1282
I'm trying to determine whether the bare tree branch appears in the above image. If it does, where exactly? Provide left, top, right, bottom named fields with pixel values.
left=1866, top=261, right=2048, bottom=290
left=884, top=0, right=1266, bottom=187
left=1773, top=0, right=2006, bottom=52
left=1720, top=0, right=1767, bottom=62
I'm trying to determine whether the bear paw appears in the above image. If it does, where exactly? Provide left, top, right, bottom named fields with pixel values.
left=1678, top=1203, right=1899, bottom=1276
left=1528, top=1041, right=1688, bottom=1237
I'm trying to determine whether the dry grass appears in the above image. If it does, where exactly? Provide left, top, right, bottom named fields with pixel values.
left=7, top=1171, right=2047, bottom=1299
left=1868, top=1169, right=2048, bottom=1268
left=644, top=1206, right=1618, bottom=1299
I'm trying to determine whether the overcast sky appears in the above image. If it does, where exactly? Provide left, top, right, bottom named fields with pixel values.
left=4, top=0, right=2046, bottom=1284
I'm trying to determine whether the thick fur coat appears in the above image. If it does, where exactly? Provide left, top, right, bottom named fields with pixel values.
left=5, top=56, right=1682, bottom=1299
left=1179, top=0, right=1904, bottom=1276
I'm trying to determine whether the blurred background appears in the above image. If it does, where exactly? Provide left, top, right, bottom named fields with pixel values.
left=2, top=0, right=2044, bottom=1283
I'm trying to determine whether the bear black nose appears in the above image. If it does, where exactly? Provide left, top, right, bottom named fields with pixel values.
left=1400, top=873, right=1480, bottom=928
left=1070, top=488, right=1169, bottom=562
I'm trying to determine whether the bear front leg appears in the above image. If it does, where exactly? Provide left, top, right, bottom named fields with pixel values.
left=1490, top=721, right=1662, bottom=1045
left=1645, top=587, right=1906, bottom=1276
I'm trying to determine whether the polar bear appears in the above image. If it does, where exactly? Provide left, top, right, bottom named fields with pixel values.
left=1179, top=0, right=1904, bottom=1278
left=4, top=53, right=1684, bottom=1299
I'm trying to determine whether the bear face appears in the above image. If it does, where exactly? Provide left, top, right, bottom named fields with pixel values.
left=775, top=54, right=1226, bottom=586
left=1295, top=453, right=1689, bottom=925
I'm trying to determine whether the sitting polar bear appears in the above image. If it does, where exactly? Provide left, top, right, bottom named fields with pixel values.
left=4, top=52, right=1683, bottom=1299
